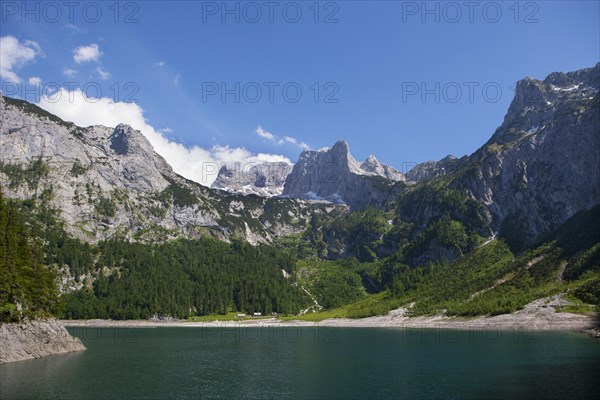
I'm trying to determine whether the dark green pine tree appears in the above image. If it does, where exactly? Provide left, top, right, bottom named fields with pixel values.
left=0, top=188, right=59, bottom=322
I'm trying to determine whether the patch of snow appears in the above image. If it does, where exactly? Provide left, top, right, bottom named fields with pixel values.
left=552, top=84, right=580, bottom=92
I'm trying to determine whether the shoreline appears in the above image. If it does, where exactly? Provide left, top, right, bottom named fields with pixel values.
left=61, top=310, right=599, bottom=333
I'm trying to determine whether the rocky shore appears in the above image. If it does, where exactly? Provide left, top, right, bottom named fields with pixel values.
left=0, top=319, right=86, bottom=364
left=585, top=326, right=600, bottom=338
left=62, top=308, right=598, bottom=333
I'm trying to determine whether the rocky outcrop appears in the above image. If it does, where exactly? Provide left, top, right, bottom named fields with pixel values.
left=0, top=319, right=85, bottom=364
left=211, top=161, right=293, bottom=197
left=282, top=141, right=404, bottom=209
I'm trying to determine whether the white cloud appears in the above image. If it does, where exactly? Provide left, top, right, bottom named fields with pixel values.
left=0, top=36, right=43, bottom=83
left=73, top=44, right=102, bottom=63
left=256, top=126, right=276, bottom=141
left=37, top=89, right=290, bottom=186
left=155, top=60, right=165, bottom=67
left=173, top=74, right=182, bottom=85
left=65, top=23, right=86, bottom=34
left=95, top=67, right=111, bottom=80
left=28, top=76, right=42, bottom=85
left=63, top=68, right=78, bottom=77
left=256, top=125, right=310, bottom=150
left=282, top=136, right=310, bottom=150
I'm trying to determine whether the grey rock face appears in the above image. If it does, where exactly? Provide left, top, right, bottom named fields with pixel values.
left=211, top=161, right=293, bottom=197
left=282, top=141, right=404, bottom=208
left=461, top=63, right=600, bottom=243
left=0, top=96, right=344, bottom=244
left=0, top=319, right=86, bottom=364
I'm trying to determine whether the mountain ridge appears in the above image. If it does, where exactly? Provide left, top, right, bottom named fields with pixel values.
left=1, top=63, right=598, bottom=252
left=0, top=95, right=346, bottom=245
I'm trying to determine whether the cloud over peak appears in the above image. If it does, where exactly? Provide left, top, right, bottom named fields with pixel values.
left=37, top=89, right=290, bottom=186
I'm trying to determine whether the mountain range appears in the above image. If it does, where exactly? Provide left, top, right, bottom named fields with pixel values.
left=210, top=63, right=599, bottom=249
left=1, top=63, right=599, bottom=322
left=1, top=63, right=599, bottom=251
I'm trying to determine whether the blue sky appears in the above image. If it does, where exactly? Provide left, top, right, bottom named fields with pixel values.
left=1, top=1, right=599, bottom=183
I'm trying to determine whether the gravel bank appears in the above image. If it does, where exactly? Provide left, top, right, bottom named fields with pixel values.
left=62, top=296, right=598, bottom=333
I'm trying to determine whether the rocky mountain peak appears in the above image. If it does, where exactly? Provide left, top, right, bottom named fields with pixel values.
left=282, top=140, right=403, bottom=208
left=361, top=155, right=382, bottom=170
left=330, top=140, right=350, bottom=152
left=440, top=155, right=457, bottom=163
left=489, top=64, right=599, bottom=146
left=543, top=71, right=578, bottom=88
left=462, top=64, right=600, bottom=244
left=360, top=154, right=404, bottom=182
left=330, top=140, right=361, bottom=172
left=566, top=62, right=600, bottom=89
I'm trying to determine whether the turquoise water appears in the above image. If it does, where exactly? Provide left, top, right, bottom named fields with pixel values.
left=1, top=326, right=599, bottom=399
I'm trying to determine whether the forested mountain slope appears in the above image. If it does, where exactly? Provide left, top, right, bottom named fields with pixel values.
left=0, top=64, right=598, bottom=321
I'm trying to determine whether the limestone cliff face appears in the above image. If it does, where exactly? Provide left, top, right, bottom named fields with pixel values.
left=0, top=319, right=85, bottom=364
left=282, top=141, right=405, bottom=209
left=460, top=63, right=600, bottom=242
left=0, top=96, right=344, bottom=244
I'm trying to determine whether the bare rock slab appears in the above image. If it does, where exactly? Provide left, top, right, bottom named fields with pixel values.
left=0, top=319, right=86, bottom=364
